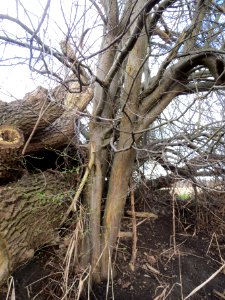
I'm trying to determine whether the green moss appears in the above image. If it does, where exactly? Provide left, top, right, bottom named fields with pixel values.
left=36, top=190, right=73, bottom=205
left=37, top=192, right=48, bottom=204
left=176, top=193, right=191, bottom=201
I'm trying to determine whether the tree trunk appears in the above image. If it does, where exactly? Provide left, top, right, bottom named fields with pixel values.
left=100, top=0, right=148, bottom=278
left=83, top=1, right=120, bottom=280
left=0, top=171, right=75, bottom=285
left=101, top=149, right=136, bottom=278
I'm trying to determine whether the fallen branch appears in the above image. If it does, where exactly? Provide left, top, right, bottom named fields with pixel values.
left=0, top=87, right=64, bottom=136
left=184, top=263, right=225, bottom=300
left=118, top=231, right=133, bottom=238
left=213, top=289, right=225, bottom=299
left=126, top=210, right=158, bottom=219
left=144, top=263, right=160, bottom=275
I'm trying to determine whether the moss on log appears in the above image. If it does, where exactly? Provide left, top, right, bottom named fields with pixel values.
left=0, top=171, right=75, bottom=285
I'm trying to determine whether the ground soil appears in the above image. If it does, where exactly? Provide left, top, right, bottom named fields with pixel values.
left=1, top=188, right=225, bottom=299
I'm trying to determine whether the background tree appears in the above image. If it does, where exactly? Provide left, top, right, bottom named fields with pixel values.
left=0, top=0, right=225, bottom=284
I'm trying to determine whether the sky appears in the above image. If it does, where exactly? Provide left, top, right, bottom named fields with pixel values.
left=0, top=0, right=102, bottom=102
left=0, top=0, right=49, bottom=101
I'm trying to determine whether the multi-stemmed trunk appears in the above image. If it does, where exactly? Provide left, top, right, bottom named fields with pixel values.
left=83, top=0, right=148, bottom=280
left=1, top=0, right=225, bottom=287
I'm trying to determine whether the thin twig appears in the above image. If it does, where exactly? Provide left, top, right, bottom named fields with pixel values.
left=22, top=99, right=49, bottom=155
left=213, top=289, right=225, bottom=299
left=89, top=0, right=107, bottom=24
left=129, top=185, right=137, bottom=271
left=178, top=251, right=184, bottom=300
left=61, top=143, right=95, bottom=224
left=172, top=187, right=177, bottom=253
left=183, top=263, right=225, bottom=300
left=6, top=277, right=15, bottom=300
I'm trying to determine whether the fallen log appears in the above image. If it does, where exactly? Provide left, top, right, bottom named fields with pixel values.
left=0, top=83, right=93, bottom=177
left=25, top=111, right=78, bottom=153
left=0, top=87, right=64, bottom=136
left=0, top=125, right=24, bottom=183
left=26, top=86, right=93, bottom=153
left=0, top=171, right=75, bottom=285
left=0, top=82, right=93, bottom=284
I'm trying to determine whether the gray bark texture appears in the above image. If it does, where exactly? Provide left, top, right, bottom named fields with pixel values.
left=0, top=87, right=64, bottom=136
left=0, top=171, right=75, bottom=285
left=0, top=83, right=93, bottom=284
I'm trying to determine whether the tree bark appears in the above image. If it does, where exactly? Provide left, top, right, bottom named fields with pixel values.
left=0, top=125, right=24, bottom=183
left=0, top=83, right=93, bottom=284
left=0, top=171, right=75, bottom=285
left=101, top=148, right=136, bottom=278
left=83, top=1, right=119, bottom=281
left=0, top=87, right=64, bottom=136
left=0, top=84, right=93, bottom=156
left=100, top=0, right=148, bottom=278
left=26, top=111, right=78, bottom=153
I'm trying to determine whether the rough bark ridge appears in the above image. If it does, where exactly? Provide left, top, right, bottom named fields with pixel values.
left=0, top=171, right=75, bottom=284
left=0, top=82, right=92, bottom=284
left=0, top=125, right=24, bottom=183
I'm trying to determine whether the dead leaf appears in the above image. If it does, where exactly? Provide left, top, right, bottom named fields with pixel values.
left=122, top=281, right=131, bottom=289
left=146, top=254, right=157, bottom=265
